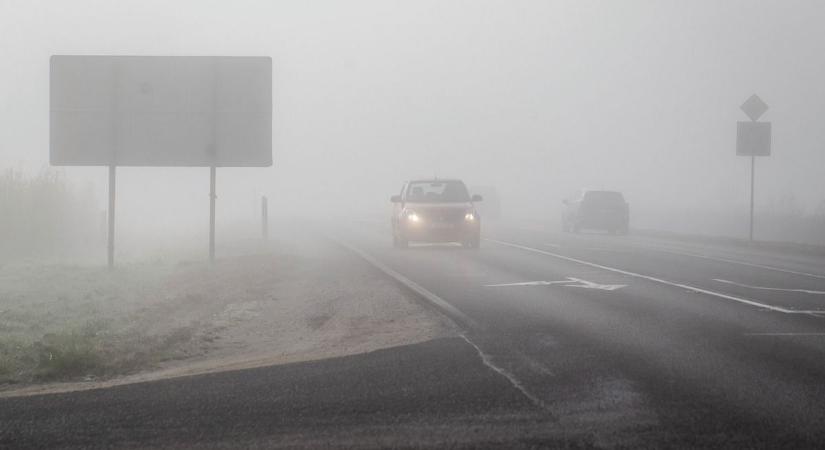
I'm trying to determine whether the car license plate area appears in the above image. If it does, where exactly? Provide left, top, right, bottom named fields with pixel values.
left=428, top=222, right=455, bottom=229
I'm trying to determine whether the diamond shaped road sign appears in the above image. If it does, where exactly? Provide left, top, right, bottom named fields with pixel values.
left=741, top=94, right=769, bottom=122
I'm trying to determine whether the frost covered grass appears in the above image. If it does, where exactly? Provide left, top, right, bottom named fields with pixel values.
left=0, top=319, right=197, bottom=383
left=0, top=236, right=454, bottom=391
left=0, top=262, right=211, bottom=385
left=0, top=322, right=106, bottom=382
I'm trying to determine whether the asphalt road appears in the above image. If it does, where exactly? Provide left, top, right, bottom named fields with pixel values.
left=3, top=222, right=825, bottom=448
left=337, top=221, right=825, bottom=448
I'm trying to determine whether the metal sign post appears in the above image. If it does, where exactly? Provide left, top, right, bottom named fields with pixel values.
left=749, top=155, right=755, bottom=241
left=736, top=94, right=771, bottom=242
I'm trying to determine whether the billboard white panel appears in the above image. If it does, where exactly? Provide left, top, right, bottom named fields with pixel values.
left=50, top=56, right=272, bottom=167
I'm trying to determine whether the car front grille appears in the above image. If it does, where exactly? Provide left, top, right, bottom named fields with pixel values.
left=419, top=209, right=465, bottom=223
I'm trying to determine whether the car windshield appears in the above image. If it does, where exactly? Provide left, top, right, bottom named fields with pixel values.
left=406, top=181, right=470, bottom=203
left=582, top=191, right=625, bottom=206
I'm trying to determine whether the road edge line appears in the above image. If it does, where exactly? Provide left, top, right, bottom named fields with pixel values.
left=329, top=237, right=477, bottom=330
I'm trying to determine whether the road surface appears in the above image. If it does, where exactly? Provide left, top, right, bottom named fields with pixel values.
left=335, top=221, right=825, bottom=447
left=3, top=222, right=825, bottom=448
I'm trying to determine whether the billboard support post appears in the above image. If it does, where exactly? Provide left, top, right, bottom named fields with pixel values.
left=209, top=166, right=216, bottom=263
left=107, top=165, right=116, bottom=269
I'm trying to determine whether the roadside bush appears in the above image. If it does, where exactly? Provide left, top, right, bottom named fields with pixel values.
left=0, top=339, right=29, bottom=384
left=0, top=168, right=99, bottom=261
left=32, top=322, right=108, bottom=380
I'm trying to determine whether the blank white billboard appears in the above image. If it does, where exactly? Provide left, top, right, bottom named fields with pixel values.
left=50, top=55, right=272, bottom=167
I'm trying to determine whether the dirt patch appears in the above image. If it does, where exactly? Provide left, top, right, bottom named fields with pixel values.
left=0, top=234, right=456, bottom=397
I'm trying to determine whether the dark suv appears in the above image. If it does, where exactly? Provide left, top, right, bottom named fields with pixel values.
left=562, top=190, right=629, bottom=234
left=391, top=179, right=482, bottom=248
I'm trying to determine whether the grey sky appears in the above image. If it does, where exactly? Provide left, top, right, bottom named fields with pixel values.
left=2, top=0, right=824, bottom=231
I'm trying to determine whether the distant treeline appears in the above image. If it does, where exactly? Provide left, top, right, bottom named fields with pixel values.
left=0, top=169, right=100, bottom=262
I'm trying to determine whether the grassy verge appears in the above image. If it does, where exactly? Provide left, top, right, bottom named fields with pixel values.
left=0, top=319, right=198, bottom=384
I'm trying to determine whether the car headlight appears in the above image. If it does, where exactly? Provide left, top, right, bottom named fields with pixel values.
left=406, top=211, right=421, bottom=223
left=464, top=212, right=476, bottom=221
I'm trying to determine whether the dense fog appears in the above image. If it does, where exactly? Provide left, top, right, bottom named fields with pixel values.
left=3, top=0, right=825, bottom=260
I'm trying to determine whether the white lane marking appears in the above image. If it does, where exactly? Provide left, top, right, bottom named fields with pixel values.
left=515, top=225, right=825, bottom=280
left=486, top=238, right=825, bottom=316
left=713, top=279, right=825, bottom=295
left=643, top=247, right=825, bottom=281
left=332, top=238, right=476, bottom=328
left=744, top=333, right=825, bottom=336
left=459, top=335, right=549, bottom=412
left=485, top=277, right=626, bottom=291
left=544, top=243, right=562, bottom=248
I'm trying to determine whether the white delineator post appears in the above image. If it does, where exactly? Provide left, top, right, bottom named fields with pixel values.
left=261, top=196, right=269, bottom=240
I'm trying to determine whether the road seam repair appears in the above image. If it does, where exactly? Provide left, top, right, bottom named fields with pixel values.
left=459, top=335, right=550, bottom=412
left=487, top=239, right=825, bottom=317
left=331, top=238, right=550, bottom=412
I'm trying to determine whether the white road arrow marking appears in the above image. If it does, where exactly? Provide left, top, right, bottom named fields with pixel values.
left=485, top=277, right=626, bottom=291
left=485, top=280, right=574, bottom=287
left=564, top=277, right=627, bottom=291
left=713, top=279, right=825, bottom=295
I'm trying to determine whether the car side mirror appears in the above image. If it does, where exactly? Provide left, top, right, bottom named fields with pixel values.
left=471, top=194, right=483, bottom=202
left=390, top=195, right=402, bottom=203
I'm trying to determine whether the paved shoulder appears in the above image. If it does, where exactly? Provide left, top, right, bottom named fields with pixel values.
left=0, top=337, right=565, bottom=449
